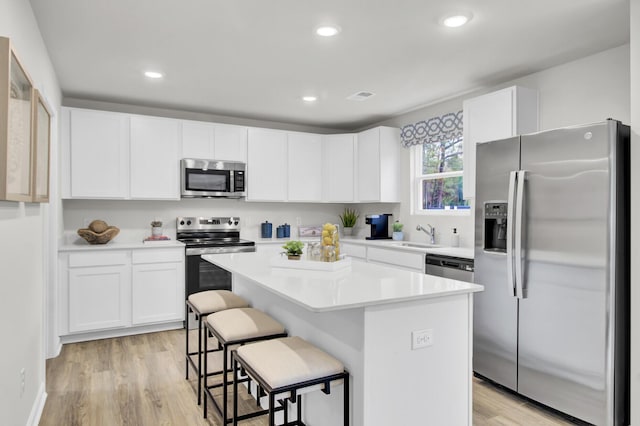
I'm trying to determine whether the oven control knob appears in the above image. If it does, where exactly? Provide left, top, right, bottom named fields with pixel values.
left=234, top=220, right=239, bottom=226
left=227, top=219, right=233, bottom=225
left=179, top=220, right=184, bottom=225
left=186, top=220, right=192, bottom=226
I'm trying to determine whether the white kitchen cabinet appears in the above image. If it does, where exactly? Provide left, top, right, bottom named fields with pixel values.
left=341, top=242, right=367, bottom=260
left=287, top=132, right=322, bottom=201
left=130, top=115, right=181, bottom=199
left=60, top=246, right=185, bottom=339
left=462, top=86, right=538, bottom=198
left=366, top=246, right=425, bottom=272
left=131, top=248, right=184, bottom=325
left=63, top=108, right=130, bottom=199
left=247, top=128, right=287, bottom=201
left=323, top=134, right=355, bottom=202
left=182, top=121, right=247, bottom=162
left=357, top=126, right=400, bottom=202
left=67, top=251, right=131, bottom=333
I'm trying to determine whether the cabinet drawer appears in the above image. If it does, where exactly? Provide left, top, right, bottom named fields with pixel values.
left=69, top=251, right=129, bottom=268
left=367, top=247, right=424, bottom=271
left=132, top=248, right=184, bottom=264
left=342, top=243, right=366, bottom=259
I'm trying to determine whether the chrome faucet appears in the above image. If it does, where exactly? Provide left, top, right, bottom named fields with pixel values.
left=417, top=224, right=436, bottom=244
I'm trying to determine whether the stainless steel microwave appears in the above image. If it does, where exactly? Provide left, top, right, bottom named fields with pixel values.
left=181, top=159, right=246, bottom=198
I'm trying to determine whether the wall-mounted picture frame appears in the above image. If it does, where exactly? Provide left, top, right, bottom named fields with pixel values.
left=31, top=89, right=51, bottom=203
left=0, top=36, right=35, bottom=202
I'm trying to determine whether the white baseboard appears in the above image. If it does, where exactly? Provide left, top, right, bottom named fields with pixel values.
left=26, top=382, right=47, bottom=426
left=60, top=321, right=183, bottom=345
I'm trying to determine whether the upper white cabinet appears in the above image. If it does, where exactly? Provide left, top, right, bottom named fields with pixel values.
left=130, top=116, right=181, bottom=200
left=357, top=127, right=400, bottom=202
left=63, top=108, right=130, bottom=199
left=323, top=134, right=356, bottom=202
left=182, top=120, right=247, bottom=162
left=462, top=86, right=538, bottom=198
left=247, top=128, right=287, bottom=201
left=287, top=132, right=322, bottom=202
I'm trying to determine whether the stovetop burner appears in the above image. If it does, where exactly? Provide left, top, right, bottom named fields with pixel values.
left=176, top=216, right=256, bottom=254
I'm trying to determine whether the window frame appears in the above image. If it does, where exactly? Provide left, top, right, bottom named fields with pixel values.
left=411, top=143, right=470, bottom=216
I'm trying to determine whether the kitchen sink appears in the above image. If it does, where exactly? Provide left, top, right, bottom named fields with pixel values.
left=393, top=242, right=441, bottom=249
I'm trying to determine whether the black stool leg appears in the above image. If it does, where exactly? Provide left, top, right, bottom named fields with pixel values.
left=203, top=324, right=208, bottom=418
left=233, top=354, right=239, bottom=426
left=344, top=374, right=350, bottom=426
left=297, top=394, right=302, bottom=424
left=185, top=303, right=189, bottom=379
left=269, top=392, right=276, bottom=426
left=222, top=342, right=228, bottom=423
left=197, top=314, right=203, bottom=405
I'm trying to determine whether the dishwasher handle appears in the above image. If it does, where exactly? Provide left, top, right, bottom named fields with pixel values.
left=425, top=254, right=474, bottom=272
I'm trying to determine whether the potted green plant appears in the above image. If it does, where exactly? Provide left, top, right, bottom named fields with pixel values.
left=282, top=240, right=304, bottom=260
left=392, top=221, right=404, bottom=241
left=339, top=208, right=359, bottom=236
left=151, top=220, right=163, bottom=237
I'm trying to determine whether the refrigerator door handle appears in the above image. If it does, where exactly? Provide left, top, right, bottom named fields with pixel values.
left=514, top=170, right=526, bottom=299
left=506, top=171, right=518, bottom=297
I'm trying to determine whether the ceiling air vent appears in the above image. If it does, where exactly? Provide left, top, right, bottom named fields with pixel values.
left=347, top=91, right=375, bottom=101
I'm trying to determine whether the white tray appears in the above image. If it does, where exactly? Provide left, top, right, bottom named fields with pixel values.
left=270, top=255, right=352, bottom=272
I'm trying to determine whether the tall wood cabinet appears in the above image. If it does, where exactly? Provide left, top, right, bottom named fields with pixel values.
left=462, top=86, right=538, bottom=199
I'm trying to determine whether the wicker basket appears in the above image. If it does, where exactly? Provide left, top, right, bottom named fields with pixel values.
left=77, top=220, right=120, bottom=244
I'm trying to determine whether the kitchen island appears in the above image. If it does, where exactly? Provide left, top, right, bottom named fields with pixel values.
left=203, top=250, right=483, bottom=426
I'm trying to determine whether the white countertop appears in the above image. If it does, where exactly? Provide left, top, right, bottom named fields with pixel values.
left=257, top=237, right=474, bottom=259
left=59, top=239, right=185, bottom=252
left=203, top=251, right=482, bottom=312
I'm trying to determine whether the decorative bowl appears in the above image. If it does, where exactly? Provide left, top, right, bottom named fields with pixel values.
left=77, top=220, right=120, bottom=244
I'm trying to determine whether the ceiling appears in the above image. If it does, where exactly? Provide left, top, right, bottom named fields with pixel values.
left=29, top=0, right=629, bottom=131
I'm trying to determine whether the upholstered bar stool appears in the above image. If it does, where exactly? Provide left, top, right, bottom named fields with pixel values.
left=186, top=290, right=249, bottom=404
left=232, top=336, right=350, bottom=426
left=204, top=307, right=287, bottom=423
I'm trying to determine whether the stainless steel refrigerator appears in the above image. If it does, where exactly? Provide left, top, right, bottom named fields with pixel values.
left=473, top=120, right=629, bottom=426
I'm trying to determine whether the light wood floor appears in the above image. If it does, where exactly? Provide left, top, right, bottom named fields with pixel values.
left=40, top=329, right=578, bottom=426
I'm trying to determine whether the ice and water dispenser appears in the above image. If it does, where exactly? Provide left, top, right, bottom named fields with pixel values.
left=484, top=202, right=507, bottom=252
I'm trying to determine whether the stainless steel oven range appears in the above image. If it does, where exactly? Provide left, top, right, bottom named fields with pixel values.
left=176, top=216, right=255, bottom=300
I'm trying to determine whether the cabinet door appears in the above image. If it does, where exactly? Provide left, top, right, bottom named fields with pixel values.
left=182, top=120, right=215, bottom=159
left=130, top=116, right=181, bottom=199
left=323, top=134, right=355, bottom=202
left=288, top=132, right=322, bottom=201
left=68, top=265, right=131, bottom=332
left=246, top=128, right=287, bottom=201
left=132, top=261, right=184, bottom=325
left=462, top=86, right=538, bottom=199
left=357, top=128, right=381, bottom=202
left=214, top=124, right=247, bottom=162
left=67, top=108, right=129, bottom=198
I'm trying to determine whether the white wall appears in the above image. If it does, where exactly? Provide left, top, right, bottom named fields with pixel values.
left=0, top=0, right=61, bottom=425
left=61, top=199, right=400, bottom=243
left=629, top=2, right=639, bottom=425
left=371, top=44, right=630, bottom=249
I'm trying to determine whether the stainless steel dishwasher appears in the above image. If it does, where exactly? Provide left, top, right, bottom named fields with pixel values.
left=425, top=254, right=474, bottom=282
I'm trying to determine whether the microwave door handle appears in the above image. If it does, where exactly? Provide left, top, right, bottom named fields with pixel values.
left=514, top=170, right=526, bottom=299
left=506, top=171, right=518, bottom=297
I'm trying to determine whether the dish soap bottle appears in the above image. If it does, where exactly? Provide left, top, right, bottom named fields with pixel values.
left=451, top=228, right=460, bottom=247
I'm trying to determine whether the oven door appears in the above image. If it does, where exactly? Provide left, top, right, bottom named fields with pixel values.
left=185, top=253, right=232, bottom=296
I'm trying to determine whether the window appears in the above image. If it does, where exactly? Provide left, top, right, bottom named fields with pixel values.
left=413, top=137, right=469, bottom=214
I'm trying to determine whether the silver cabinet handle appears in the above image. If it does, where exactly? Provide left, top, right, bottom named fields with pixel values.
left=506, top=171, right=518, bottom=297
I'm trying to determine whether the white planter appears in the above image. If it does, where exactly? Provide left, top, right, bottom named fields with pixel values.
left=152, top=226, right=162, bottom=237
left=343, top=227, right=354, bottom=236
left=392, top=231, right=404, bottom=241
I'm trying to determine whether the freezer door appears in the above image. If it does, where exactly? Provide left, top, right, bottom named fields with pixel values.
left=473, top=136, right=520, bottom=390
left=517, top=121, right=615, bottom=425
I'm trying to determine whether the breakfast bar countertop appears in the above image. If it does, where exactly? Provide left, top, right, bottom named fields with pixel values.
left=202, top=250, right=482, bottom=312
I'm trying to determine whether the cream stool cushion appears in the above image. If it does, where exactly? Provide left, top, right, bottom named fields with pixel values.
left=207, top=308, right=285, bottom=342
left=188, top=290, right=248, bottom=314
left=236, top=336, right=344, bottom=390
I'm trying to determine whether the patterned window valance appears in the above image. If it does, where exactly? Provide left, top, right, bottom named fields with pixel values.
left=400, top=110, right=463, bottom=148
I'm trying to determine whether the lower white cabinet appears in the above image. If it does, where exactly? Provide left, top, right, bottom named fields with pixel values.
left=68, top=256, right=131, bottom=333
left=366, top=246, right=425, bottom=272
left=131, top=249, right=184, bottom=325
left=61, top=247, right=185, bottom=337
left=341, top=242, right=367, bottom=260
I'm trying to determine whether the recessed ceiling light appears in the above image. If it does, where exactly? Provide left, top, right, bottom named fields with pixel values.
left=316, top=26, right=341, bottom=37
left=442, top=13, right=472, bottom=28
left=144, top=71, right=164, bottom=79
left=302, top=96, right=318, bottom=102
